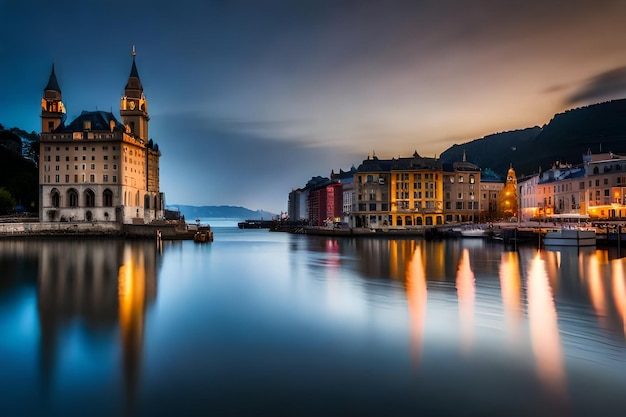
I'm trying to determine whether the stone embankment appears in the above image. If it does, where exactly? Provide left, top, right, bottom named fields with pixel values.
left=0, top=220, right=195, bottom=240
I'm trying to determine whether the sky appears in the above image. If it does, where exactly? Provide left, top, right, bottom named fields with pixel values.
left=2, top=0, right=626, bottom=214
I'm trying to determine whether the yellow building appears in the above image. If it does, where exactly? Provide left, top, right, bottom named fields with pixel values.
left=389, top=153, right=443, bottom=226
left=353, top=153, right=443, bottom=228
left=39, top=48, right=164, bottom=225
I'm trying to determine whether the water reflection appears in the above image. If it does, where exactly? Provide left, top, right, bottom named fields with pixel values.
left=455, top=248, right=475, bottom=353
left=499, top=251, right=522, bottom=349
left=405, top=245, right=426, bottom=369
left=527, top=252, right=567, bottom=411
left=32, top=239, right=158, bottom=408
left=612, top=259, right=626, bottom=338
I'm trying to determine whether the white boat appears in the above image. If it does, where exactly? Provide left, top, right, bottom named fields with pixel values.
left=452, top=226, right=487, bottom=238
left=543, top=228, right=596, bottom=247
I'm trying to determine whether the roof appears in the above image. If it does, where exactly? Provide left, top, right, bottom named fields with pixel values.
left=44, top=64, right=61, bottom=93
left=56, top=111, right=123, bottom=133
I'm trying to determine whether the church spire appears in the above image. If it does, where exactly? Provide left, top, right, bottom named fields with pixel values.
left=125, top=45, right=143, bottom=94
left=44, top=64, right=62, bottom=97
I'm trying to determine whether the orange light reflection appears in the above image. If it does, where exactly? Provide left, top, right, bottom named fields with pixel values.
left=499, top=251, right=522, bottom=348
left=612, top=259, right=626, bottom=338
left=405, top=245, right=427, bottom=369
left=456, top=248, right=475, bottom=353
left=527, top=252, right=567, bottom=405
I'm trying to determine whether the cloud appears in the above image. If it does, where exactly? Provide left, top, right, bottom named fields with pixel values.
left=566, top=66, right=626, bottom=105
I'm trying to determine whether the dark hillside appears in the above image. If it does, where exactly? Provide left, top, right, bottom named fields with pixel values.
left=441, top=99, right=626, bottom=178
left=0, top=145, right=38, bottom=211
left=440, top=127, right=541, bottom=171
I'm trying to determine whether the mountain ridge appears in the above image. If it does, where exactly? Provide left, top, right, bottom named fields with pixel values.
left=171, top=204, right=277, bottom=220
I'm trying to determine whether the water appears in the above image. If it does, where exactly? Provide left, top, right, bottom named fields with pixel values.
left=2, top=226, right=626, bottom=416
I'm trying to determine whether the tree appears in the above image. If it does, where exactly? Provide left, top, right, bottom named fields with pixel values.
left=0, top=187, right=16, bottom=215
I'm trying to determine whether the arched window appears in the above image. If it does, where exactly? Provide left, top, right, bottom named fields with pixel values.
left=85, top=189, right=95, bottom=208
left=396, top=217, right=403, bottom=226
left=68, top=189, right=79, bottom=207
left=416, top=217, right=423, bottom=226
left=103, top=189, right=113, bottom=207
left=51, top=189, right=60, bottom=208
left=144, top=194, right=151, bottom=209
left=135, top=191, right=139, bottom=206
left=593, top=166, right=599, bottom=174
left=405, top=216, right=412, bottom=226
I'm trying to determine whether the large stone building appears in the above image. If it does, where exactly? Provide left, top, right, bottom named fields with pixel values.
left=39, top=49, right=164, bottom=224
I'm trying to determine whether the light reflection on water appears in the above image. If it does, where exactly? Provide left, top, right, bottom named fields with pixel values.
left=1, top=230, right=626, bottom=416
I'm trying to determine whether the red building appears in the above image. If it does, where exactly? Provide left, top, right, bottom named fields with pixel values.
left=309, top=182, right=343, bottom=226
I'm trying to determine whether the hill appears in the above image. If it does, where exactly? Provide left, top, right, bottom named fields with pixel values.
left=0, top=144, right=38, bottom=211
left=172, top=205, right=277, bottom=220
left=441, top=99, right=626, bottom=178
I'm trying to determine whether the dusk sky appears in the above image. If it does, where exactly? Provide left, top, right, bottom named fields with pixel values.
left=2, top=0, right=626, bottom=214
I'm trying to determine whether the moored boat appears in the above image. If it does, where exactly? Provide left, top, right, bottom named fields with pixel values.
left=194, top=225, right=214, bottom=243
left=543, top=228, right=595, bottom=247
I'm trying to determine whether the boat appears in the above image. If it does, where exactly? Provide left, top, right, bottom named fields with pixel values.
left=237, top=219, right=276, bottom=229
left=543, top=227, right=595, bottom=247
left=451, top=226, right=487, bottom=238
left=193, top=225, right=214, bottom=243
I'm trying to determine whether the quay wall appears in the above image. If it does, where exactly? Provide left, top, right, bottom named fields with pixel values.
left=0, top=221, right=194, bottom=240
left=0, top=221, right=121, bottom=236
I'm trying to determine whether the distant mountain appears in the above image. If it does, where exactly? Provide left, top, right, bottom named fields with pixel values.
left=441, top=99, right=626, bottom=179
left=171, top=205, right=277, bottom=220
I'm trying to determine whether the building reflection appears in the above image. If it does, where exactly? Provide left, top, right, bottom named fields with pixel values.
left=405, top=245, right=427, bottom=369
left=499, top=251, right=522, bottom=349
left=527, top=252, right=568, bottom=412
left=36, top=239, right=157, bottom=407
left=456, top=248, right=475, bottom=353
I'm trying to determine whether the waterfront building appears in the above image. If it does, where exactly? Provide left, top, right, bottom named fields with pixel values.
left=518, top=173, right=540, bottom=221
left=388, top=153, right=443, bottom=226
left=352, top=153, right=443, bottom=228
left=479, top=168, right=504, bottom=221
left=287, top=188, right=308, bottom=223
left=353, top=156, right=392, bottom=228
left=535, top=163, right=585, bottom=217
left=442, top=154, right=480, bottom=223
left=331, top=167, right=357, bottom=225
left=39, top=49, right=164, bottom=224
left=584, top=152, right=626, bottom=219
left=305, top=176, right=342, bottom=227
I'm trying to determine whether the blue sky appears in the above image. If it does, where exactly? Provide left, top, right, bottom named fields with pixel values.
left=2, top=0, right=626, bottom=213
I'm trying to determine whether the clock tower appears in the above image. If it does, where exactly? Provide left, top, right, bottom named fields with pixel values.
left=120, top=46, right=149, bottom=141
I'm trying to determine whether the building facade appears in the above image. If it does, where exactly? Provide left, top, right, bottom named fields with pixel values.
left=39, top=50, right=164, bottom=225
left=443, top=158, right=481, bottom=223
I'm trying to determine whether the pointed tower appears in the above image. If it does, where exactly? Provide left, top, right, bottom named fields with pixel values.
left=120, top=46, right=149, bottom=141
left=41, top=64, right=66, bottom=133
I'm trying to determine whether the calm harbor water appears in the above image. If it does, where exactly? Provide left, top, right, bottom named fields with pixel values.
left=2, top=224, right=626, bottom=416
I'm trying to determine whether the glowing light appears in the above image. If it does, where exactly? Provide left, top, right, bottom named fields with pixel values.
left=405, top=245, right=427, bottom=369
left=587, top=252, right=607, bottom=327
left=499, top=251, right=522, bottom=348
left=456, top=248, right=475, bottom=353
left=527, top=252, right=567, bottom=404
left=612, top=259, right=626, bottom=338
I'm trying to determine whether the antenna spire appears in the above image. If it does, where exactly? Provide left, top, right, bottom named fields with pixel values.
left=132, top=45, right=136, bottom=58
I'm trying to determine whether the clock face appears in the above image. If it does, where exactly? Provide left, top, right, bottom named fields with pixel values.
left=129, top=100, right=136, bottom=110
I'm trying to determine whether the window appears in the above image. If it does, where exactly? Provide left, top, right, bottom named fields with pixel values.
left=68, top=190, right=78, bottom=207
left=103, top=175, right=108, bottom=182
left=91, top=164, right=95, bottom=170
left=103, top=189, right=113, bottom=206
left=51, top=190, right=60, bottom=208
left=369, top=203, right=377, bottom=211
left=112, top=175, right=117, bottom=183
left=55, top=175, right=59, bottom=183
left=104, top=155, right=108, bottom=160
left=85, top=190, right=95, bottom=207
left=55, top=155, right=60, bottom=161
left=89, top=174, right=95, bottom=182
left=469, top=175, right=475, bottom=184
left=82, top=156, right=86, bottom=161
left=65, top=175, right=69, bottom=183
